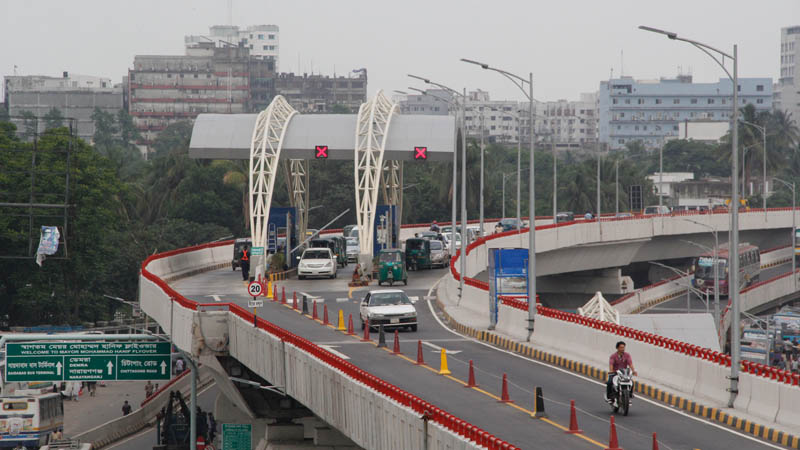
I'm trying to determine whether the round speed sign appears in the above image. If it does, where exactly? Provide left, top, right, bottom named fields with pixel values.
left=247, top=281, right=263, bottom=297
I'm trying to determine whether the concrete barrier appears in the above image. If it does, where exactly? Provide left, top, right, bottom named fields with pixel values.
left=776, top=381, right=800, bottom=428
left=745, top=375, right=781, bottom=423
left=140, top=241, right=517, bottom=450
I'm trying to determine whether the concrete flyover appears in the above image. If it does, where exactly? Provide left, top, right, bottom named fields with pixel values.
left=139, top=240, right=520, bottom=450
left=444, top=208, right=800, bottom=447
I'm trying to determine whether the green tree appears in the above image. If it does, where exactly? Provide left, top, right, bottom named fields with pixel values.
left=91, top=108, right=118, bottom=151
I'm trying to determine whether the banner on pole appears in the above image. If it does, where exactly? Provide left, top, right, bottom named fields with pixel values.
left=36, top=226, right=60, bottom=266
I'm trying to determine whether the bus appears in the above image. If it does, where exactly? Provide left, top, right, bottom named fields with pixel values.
left=794, top=229, right=800, bottom=264
left=0, top=393, right=63, bottom=449
left=692, top=243, right=760, bottom=296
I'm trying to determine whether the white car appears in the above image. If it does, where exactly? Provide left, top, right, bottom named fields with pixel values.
left=430, top=239, right=450, bottom=267
left=442, top=232, right=462, bottom=253
left=359, top=289, right=418, bottom=331
left=297, top=248, right=337, bottom=279
left=346, top=237, right=359, bottom=262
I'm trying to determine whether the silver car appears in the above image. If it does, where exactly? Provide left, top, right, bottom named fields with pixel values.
left=430, top=239, right=450, bottom=268
left=346, top=237, right=359, bottom=262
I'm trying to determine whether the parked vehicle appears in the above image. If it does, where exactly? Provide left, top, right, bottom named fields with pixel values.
left=418, top=231, right=440, bottom=240
left=614, top=212, right=633, bottom=219
left=643, top=205, right=671, bottom=215
left=232, top=238, right=252, bottom=271
left=377, top=249, right=407, bottom=286
left=297, top=248, right=337, bottom=279
left=555, top=211, right=575, bottom=223
left=692, top=243, right=760, bottom=296
left=405, top=238, right=432, bottom=270
left=430, top=239, right=450, bottom=268
left=359, top=289, right=418, bottom=331
left=607, top=368, right=634, bottom=416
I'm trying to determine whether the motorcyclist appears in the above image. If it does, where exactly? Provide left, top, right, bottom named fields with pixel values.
left=606, top=341, right=637, bottom=404
left=430, top=220, right=440, bottom=233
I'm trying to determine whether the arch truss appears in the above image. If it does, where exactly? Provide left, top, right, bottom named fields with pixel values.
left=287, top=159, right=309, bottom=239
left=249, top=95, right=298, bottom=277
left=354, top=90, right=398, bottom=268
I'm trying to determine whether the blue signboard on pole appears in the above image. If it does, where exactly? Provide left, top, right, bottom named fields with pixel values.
left=489, top=248, right=529, bottom=325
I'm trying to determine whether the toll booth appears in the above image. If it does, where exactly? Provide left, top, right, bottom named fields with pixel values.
left=373, top=205, right=398, bottom=256
left=267, top=207, right=299, bottom=268
left=488, top=248, right=529, bottom=327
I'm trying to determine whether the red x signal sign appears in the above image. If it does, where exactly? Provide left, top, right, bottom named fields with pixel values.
left=315, top=145, right=328, bottom=159
left=414, top=146, right=427, bottom=160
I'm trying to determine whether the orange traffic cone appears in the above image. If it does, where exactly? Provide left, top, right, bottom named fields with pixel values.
left=651, top=432, right=658, bottom=450
left=465, top=360, right=477, bottom=388
left=347, top=314, right=355, bottom=335
left=566, top=400, right=582, bottom=434
left=323, top=305, right=329, bottom=325
left=604, top=416, right=623, bottom=450
left=415, top=340, right=425, bottom=365
left=281, top=286, right=286, bottom=304
left=312, top=300, right=318, bottom=320
left=392, top=330, right=401, bottom=354
left=292, top=291, right=298, bottom=310
left=361, top=320, right=371, bottom=341
left=499, top=373, right=513, bottom=403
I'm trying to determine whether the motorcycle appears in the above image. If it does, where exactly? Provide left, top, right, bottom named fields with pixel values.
left=608, top=367, right=634, bottom=416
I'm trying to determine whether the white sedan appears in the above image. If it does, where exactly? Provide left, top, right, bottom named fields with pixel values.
left=297, top=248, right=337, bottom=279
left=359, top=289, right=418, bottom=331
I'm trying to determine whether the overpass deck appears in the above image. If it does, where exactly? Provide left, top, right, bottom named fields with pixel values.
left=174, top=267, right=784, bottom=450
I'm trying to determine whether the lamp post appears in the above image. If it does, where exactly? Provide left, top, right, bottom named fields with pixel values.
left=463, top=58, right=536, bottom=336
left=553, top=137, right=558, bottom=220
left=480, top=111, right=485, bottom=237
left=741, top=120, right=767, bottom=216
left=649, top=261, right=694, bottom=313
left=640, top=25, right=741, bottom=408
left=681, top=219, right=720, bottom=328
left=774, top=177, right=796, bottom=290
left=408, top=75, right=467, bottom=299
left=502, top=169, right=526, bottom=220
left=615, top=159, right=620, bottom=215
left=741, top=145, right=754, bottom=199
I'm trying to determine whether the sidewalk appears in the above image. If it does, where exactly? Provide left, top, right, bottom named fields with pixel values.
left=435, top=279, right=800, bottom=448
left=63, top=381, right=149, bottom=437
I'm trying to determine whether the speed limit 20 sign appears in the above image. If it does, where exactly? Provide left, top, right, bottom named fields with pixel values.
left=247, top=281, right=263, bottom=297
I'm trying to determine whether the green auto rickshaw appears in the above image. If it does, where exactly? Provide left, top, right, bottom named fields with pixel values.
left=378, top=249, right=408, bottom=286
left=405, top=238, right=432, bottom=271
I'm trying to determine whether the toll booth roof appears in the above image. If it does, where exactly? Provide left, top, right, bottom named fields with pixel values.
left=189, top=113, right=456, bottom=161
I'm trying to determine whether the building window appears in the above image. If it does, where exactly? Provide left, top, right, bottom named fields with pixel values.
left=618, top=139, right=625, bottom=144
left=167, top=73, right=172, bottom=78
left=269, top=34, right=275, bottom=40
left=612, top=99, right=618, bottom=104
left=192, top=89, right=199, bottom=94
left=258, top=34, right=265, bottom=39
left=263, top=45, right=269, bottom=50
left=673, top=99, right=679, bottom=104
left=207, top=74, right=211, bottom=78
left=691, top=98, right=697, bottom=104
left=707, top=98, right=714, bottom=104
left=673, top=125, right=679, bottom=131
left=721, top=99, right=726, bottom=104
left=756, top=84, right=764, bottom=91
left=193, top=74, right=198, bottom=78
left=757, top=98, right=764, bottom=104
left=655, top=99, right=662, bottom=104
left=620, top=112, right=625, bottom=118
left=637, top=98, right=644, bottom=104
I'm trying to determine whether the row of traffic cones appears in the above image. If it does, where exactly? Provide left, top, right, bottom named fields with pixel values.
left=300, top=299, right=661, bottom=450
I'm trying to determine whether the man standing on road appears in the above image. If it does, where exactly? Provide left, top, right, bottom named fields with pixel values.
left=240, top=248, right=250, bottom=282
left=122, top=400, right=132, bottom=416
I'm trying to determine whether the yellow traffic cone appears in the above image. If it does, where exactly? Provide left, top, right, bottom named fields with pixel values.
left=336, top=309, right=346, bottom=331
left=266, top=281, right=273, bottom=298
left=438, top=348, right=451, bottom=375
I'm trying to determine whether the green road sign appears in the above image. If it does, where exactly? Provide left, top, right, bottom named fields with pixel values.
left=4, top=342, right=171, bottom=382
left=251, top=246, right=264, bottom=256
left=222, top=423, right=252, bottom=450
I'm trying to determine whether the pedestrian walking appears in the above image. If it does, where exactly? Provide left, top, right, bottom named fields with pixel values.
left=175, top=358, right=185, bottom=375
left=122, top=400, right=132, bottom=416
left=145, top=380, right=154, bottom=398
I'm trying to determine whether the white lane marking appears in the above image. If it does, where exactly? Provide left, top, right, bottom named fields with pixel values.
left=408, top=296, right=420, bottom=303
left=336, top=298, right=350, bottom=303
left=421, top=341, right=462, bottom=354
left=319, top=344, right=350, bottom=360
left=424, top=275, right=785, bottom=450
left=299, top=291, right=325, bottom=302
left=206, top=294, right=222, bottom=302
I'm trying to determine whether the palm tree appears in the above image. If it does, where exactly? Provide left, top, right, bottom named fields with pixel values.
left=212, top=160, right=250, bottom=230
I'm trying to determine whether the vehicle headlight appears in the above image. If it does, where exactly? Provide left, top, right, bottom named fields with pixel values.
left=405, top=312, right=417, bottom=319
left=325, top=261, right=333, bottom=267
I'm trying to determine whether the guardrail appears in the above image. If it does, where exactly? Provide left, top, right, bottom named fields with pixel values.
left=447, top=208, right=800, bottom=428
left=140, top=240, right=519, bottom=450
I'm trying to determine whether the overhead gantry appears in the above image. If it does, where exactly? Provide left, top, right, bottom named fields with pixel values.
left=188, top=93, right=456, bottom=277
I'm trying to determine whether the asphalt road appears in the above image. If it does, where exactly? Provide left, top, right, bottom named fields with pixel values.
left=171, top=265, right=787, bottom=450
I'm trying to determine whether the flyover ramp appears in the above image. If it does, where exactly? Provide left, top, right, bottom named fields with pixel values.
left=140, top=240, right=519, bottom=450
left=172, top=263, right=788, bottom=450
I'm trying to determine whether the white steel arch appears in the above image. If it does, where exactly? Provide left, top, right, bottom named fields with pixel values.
left=354, top=90, right=398, bottom=269
left=249, top=96, right=298, bottom=277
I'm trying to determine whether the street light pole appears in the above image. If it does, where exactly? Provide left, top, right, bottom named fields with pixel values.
left=461, top=87, right=468, bottom=295
left=615, top=160, right=620, bottom=215
left=597, top=142, right=601, bottom=216
left=774, top=177, right=796, bottom=290
left=553, top=137, right=557, bottom=220
left=639, top=26, right=740, bottom=407
left=741, top=121, right=767, bottom=217
left=480, top=111, right=485, bottom=237
left=659, top=145, right=664, bottom=210
left=517, top=110, right=522, bottom=233
left=462, top=58, right=537, bottom=336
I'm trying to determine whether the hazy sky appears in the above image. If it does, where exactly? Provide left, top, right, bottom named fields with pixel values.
left=2, top=0, right=798, bottom=103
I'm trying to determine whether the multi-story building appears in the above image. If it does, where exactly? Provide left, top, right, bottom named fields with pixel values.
left=273, top=72, right=367, bottom=113
left=776, top=26, right=800, bottom=121
left=398, top=89, right=597, bottom=147
left=128, top=43, right=274, bottom=152
left=3, top=73, right=123, bottom=142
left=186, top=24, right=279, bottom=69
left=598, top=75, right=773, bottom=150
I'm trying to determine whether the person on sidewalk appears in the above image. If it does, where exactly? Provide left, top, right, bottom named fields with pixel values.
left=122, top=400, right=132, bottom=416
left=145, top=380, right=154, bottom=398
